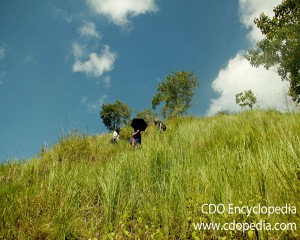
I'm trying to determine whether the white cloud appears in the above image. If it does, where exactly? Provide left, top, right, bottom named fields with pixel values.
left=0, top=43, right=8, bottom=60
left=72, top=42, right=86, bottom=60
left=80, top=94, right=108, bottom=113
left=0, top=49, right=5, bottom=60
left=24, top=54, right=37, bottom=64
left=0, top=43, right=8, bottom=85
left=81, top=96, right=88, bottom=105
left=86, top=0, right=158, bottom=26
left=239, top=0, right=282, bottom=44
left=206, top=0, right=289, bottom=116
left=103, top=76, right=111, bottom=89
left=206, top=53, right=289, bottom=116
left=78, top=21, right=101, bottom=39
left=73, top=45, right=117, bottom=78
left=52, top=6, right=73, bottom=23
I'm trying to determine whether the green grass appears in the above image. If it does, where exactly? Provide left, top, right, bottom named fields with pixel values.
left=0, top=110, right=300, bottom=239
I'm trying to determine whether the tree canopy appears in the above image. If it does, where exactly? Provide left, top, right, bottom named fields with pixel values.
left=235, top=90, right=257, bottom=109
left=136, top=109, right=158, bottom=124
left=246, top=0, right=300, bottom=102
left=100, top=100, right=131, bottom=131
left=152, top=71, right=199, bottom=118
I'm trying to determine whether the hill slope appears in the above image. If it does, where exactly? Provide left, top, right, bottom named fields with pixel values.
left=0, top=110, right=300, bottom=239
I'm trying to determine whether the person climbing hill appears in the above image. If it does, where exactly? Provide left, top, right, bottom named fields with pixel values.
left=112, top=127, right=120, bottom=142
left=131, top=128, right=141, bottom=148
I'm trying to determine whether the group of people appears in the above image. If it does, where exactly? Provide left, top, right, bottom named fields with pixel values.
left=112, top=126, right=141, bottom=148
left=154, top=118, right=166, bottom=131
left=112, top=118, right=165, bottom=149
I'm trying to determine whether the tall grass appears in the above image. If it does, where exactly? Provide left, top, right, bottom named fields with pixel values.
left=0, top=110, right=299, bottom=239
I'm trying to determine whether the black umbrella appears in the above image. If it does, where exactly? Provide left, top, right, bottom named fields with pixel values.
left=130, top=118, right=148, bottom=131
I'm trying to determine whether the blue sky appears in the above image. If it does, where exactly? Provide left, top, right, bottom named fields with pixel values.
left=0, top=0, right=288, bottom=161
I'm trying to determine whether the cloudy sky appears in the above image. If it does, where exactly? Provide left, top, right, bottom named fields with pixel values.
left=0, top=0, right=290, bottom=161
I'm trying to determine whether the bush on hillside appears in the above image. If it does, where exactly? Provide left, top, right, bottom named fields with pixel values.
left=55, top=132, right=95, bottom=162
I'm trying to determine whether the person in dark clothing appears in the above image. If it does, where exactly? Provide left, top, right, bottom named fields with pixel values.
left=154, top=118, right=166, bottom=131
left=131, top=128, right=141, bottom=148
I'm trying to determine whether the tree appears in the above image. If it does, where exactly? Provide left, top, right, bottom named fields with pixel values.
left=152, top=71, right=199, bottom=118
left=235, top=90, right=257, bottom=109
left=136, top=109, right=158, bottom=124
left=245, top=0, right=300, bottom=102
left=100, top=100, right=131, bottom=131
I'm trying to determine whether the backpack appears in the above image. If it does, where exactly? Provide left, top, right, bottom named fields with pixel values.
left=161, top=122, right=166, bottom=131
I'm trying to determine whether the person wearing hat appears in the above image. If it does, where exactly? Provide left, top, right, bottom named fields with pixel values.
left=112, top=127, right=121, bottom=142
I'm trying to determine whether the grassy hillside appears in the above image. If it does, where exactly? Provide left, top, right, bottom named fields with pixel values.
left=0, top=110, right=300, bottom=239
